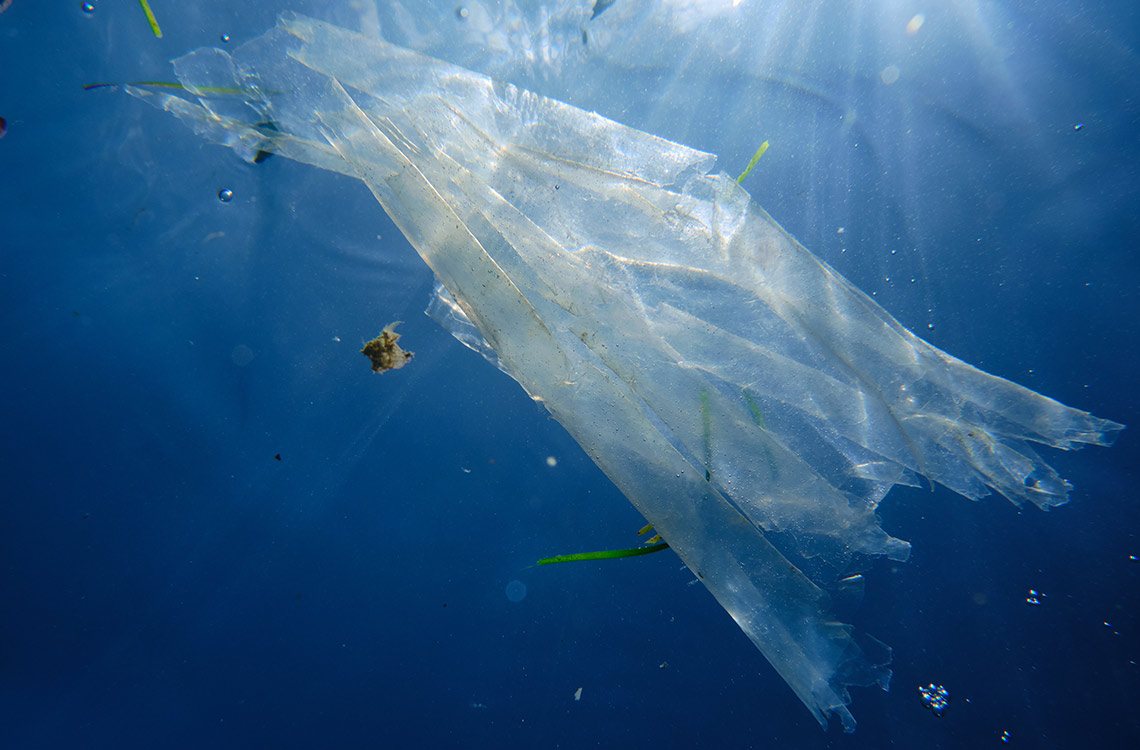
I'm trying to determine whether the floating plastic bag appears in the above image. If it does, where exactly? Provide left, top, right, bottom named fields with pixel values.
left=129, top=13, right=1122, bottom=731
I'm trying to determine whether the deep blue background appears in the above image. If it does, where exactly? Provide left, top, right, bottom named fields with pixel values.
left=1, top=2, right=1137, bottom=748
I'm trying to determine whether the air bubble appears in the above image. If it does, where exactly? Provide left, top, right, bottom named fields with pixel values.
left=220, top=33, right=231, bottom=43
left=81, top=2, right=95, bottom=13
left=218, top=188, right=234, bottom=202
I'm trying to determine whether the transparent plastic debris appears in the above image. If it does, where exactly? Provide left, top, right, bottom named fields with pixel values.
left=128, top=13, right=1123, bottom=732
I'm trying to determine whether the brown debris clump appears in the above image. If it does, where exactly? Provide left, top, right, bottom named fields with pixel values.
left=361, top=322, right=414, bottom=373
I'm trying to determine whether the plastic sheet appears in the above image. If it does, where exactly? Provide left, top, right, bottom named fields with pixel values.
left=129, top=13, right=1123, bottom=730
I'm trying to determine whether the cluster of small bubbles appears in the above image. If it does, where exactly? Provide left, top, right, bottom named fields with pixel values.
left=218, top=188, right=234, bottom=202
left=220, top=33, right=231, bottom=43
left=1001, top=730, right=1012, bottom=743
left=918, top=683, right=950, bottom=717
left=81, top=2, right=95, bottom=13
left=1026, top=589, right=1047, bottom=606
left=456, top=6, right=469, bottom=19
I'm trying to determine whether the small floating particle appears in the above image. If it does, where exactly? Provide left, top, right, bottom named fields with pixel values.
left=361, top=322, right=414, bottom=372
left=218, top=188, right=234, bottom=202
left=1073, top=123, right=1083, bottom=131
left=573, top=687, right=582, bottom=701
left=81, top=2, right=95, bottom=14
left=220, top=33, right=231, bottom=43
left=274, top=454, right=281, bottom=461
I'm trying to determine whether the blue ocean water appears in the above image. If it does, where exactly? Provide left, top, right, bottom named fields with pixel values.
left=1, top=2, right=1137, bottom=748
